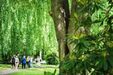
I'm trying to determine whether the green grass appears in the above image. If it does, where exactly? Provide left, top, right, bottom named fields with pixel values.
left=10, top=68, right=59, bottom=75
left=0, top=64, right=11, bottom=70
left=0, top=64, right=59, bottom=75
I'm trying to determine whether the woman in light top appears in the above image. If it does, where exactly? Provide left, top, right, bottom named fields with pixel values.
left=15, top=56, right=19, bottom=69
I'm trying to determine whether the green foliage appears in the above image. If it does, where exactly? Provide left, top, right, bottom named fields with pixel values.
left=44, top=69, right=57, bottom=75
left=62, top=0, right=113, bottom=75
left=0, top=0, right=58, bottom=63
left=45, top=53, right=59, bottom=65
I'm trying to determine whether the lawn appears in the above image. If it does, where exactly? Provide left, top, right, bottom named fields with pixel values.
left=10, top=68, right=59, bottom=75
left=0, top=64, right=59, bottom=75
left=0, top=64, right=11, bottom=70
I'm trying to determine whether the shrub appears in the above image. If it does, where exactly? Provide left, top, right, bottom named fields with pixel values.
left=46, top=53, right=59, bottom=65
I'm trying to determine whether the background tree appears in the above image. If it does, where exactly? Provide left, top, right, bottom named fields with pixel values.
left=0, top=0, right=58, bottom=63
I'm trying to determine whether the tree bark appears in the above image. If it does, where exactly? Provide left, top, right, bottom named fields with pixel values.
left=51, top=0, right=70, bottom=74
left=51, top=0, right=65, bottom=61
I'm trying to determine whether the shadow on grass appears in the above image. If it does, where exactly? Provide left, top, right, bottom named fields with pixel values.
left=44, top=69, right=56, bottom=75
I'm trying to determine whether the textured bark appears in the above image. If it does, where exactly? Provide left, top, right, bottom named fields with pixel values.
left=51, top=0, right=70, bottom=60
left=51, top=0, right=65, bottom=61
left=51, top=0, right=70, bottom=74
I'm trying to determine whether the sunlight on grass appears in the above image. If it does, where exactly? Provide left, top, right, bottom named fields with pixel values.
left=0, top=64, right=59, bottom=75
left=10, top=68, right=59, bottom=75
left=0, top=64, right=11, bottom=71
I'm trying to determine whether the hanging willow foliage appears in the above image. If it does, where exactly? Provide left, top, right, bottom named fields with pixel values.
left=0, top=0, right=58, bottom=62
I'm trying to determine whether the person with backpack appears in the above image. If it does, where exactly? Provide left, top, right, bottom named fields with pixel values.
left=21, top=56, right=26, bottom=69
left=11, top=55, right=15, bottom=69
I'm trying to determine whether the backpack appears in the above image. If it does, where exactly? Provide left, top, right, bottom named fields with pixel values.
left=12, top=57, right=15, bottom=63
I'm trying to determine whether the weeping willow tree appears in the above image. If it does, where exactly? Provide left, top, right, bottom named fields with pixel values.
left=0, top=0, right=58, bottom=63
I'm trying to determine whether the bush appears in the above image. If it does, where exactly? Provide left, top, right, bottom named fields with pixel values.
left=61, top=0, right=113, bottom=75
left=61, top=35, right=113, bottom=75
left=45, top=53, right=59, bottom=65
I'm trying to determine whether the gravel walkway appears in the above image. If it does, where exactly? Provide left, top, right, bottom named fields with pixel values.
left=0, top=69, right=18, bottom=75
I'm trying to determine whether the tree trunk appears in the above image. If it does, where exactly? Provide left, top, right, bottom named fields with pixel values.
left=51, top=0, right=65, bottom=61
left=51, top=0, right=70, bottom=74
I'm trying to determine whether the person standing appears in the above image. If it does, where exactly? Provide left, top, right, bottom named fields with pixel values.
left=26, top=56, right=30, bottom=68
left=11, top=55, right=15, bottom=69
left=22, top=56, right=26, bottom=69
left=30, top=56, right=33, bottom=68
left=15, top=55, right=19, bottom=69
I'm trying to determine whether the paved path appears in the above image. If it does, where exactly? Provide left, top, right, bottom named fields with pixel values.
left=0, top=69, right=18, bottom=75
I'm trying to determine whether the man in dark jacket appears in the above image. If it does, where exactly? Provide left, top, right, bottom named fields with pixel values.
left=21, top=56, right=26, bottom=69
left=11, top=55, right=15, bottom=69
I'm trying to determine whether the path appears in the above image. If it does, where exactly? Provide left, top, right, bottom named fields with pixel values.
left=0, top=65, right=58, bottom=75
left=0, top=69, right=18, bottom=75
left=34, top=66, right=58, bottom=68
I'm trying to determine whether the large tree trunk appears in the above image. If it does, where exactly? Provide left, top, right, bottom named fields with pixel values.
left=51, top=0, right=77, bottom=74
left=51, top=0, right=70, bottom=74
left=51, top=0, right=65, bottom=61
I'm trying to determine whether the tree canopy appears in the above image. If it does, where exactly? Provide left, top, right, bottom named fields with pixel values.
left=0, top=0, right=58, bottom=62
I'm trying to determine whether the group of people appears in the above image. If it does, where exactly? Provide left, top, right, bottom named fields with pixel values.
left=11, top=55, right=33, bottom=69
left=22, top=56, right=33, bottom=69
